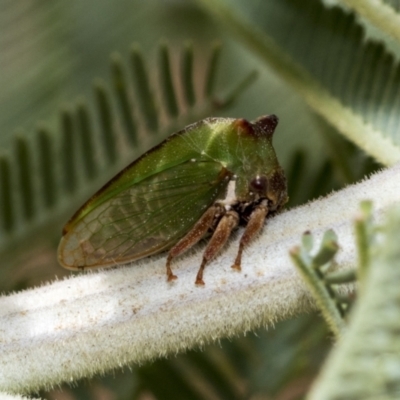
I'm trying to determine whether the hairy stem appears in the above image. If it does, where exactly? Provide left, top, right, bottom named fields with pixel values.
left=0, top=164, right=399, bottom=394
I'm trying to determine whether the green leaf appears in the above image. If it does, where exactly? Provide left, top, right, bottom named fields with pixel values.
left=197, top=0, right=400, bottom=165
left=309, top=204, right=400, bottom=399
left=339, top=0, right=400, bottom=43
left=290, top=231, right=347, bottom=338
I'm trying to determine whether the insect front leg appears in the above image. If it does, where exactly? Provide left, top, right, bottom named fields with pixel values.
left=195, top=210, right=239, bottom=286
left=231, top=201, right=268, bottom=271
left=165, top=204, right=223, bottom=282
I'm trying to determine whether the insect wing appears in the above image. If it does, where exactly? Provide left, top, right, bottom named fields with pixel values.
left=58, top=159, right=228, bottom=269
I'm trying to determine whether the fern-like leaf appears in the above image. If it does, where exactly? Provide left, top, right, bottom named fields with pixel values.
left=197, top=0, right=400, bottom=165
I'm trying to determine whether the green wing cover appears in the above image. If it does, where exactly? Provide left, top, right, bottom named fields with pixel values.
left=58, top=159, right=228, bottom=269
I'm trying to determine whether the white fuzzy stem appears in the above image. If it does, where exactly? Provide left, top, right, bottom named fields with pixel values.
left=1, top=164, right=399, bottom=394
left=0, top=393, right=41, bottom=400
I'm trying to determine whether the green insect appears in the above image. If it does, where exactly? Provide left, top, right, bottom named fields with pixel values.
left=58, top=115, right=288, bottom=285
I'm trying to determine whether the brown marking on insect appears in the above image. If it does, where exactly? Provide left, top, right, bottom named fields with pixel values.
left=233, top=118, right=252, bottom=130
left=234, top=114, right=279, bottom=139
left=232, top=118, right=255, bottom=137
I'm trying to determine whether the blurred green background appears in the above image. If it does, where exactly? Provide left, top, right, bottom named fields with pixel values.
left=0, top=0, right=378, bottom=398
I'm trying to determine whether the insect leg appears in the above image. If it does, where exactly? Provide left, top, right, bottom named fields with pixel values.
left=195, top=211, right=239, bottom=285
left=231, top=202, right=268, bottom=271
left=165, top=205, right=223, bottom=281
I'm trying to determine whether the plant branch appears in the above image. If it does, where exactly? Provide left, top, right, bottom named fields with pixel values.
left=0, top=164, right=399, bottom=394
left=0, top=393, right=41, bottom=400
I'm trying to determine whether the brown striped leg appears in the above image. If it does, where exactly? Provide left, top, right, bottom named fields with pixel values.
left=195, top=211, right=239, bottom=285
left=231, top=203, right=268, bottom=271
left=165, top=205, right=222, bottom=281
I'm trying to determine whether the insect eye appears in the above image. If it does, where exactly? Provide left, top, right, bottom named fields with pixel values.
left=249, top=176, right=268, bottom=194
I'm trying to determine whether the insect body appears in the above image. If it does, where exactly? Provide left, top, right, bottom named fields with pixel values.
left=58, top=115, right=288, bottom=285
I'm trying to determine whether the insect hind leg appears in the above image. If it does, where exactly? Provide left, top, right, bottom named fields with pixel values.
left=231, top=202, right=268, bottom=271
left=165, top=205, right=222, bottom=281
left=195, top=210, right=239, bottom=285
